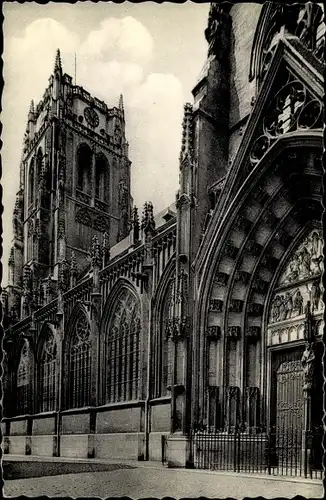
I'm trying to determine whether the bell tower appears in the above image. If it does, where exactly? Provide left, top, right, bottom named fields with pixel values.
left=4, top=49, right=132, bottom=322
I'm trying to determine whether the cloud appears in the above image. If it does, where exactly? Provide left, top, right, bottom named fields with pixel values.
left=2, top=16, right=184, bottom=282
left=80, top=17, right=153, bottom=65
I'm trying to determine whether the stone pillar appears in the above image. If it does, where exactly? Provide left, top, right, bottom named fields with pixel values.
left=89, top=235, right=102, bottom=407
left=191, top=3, right=232, bottom=431
left=55, top=292, right=64, bottom=457
left=300, top=301, right=316, bottom=476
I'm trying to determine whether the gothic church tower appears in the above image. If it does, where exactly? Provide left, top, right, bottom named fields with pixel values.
left=4, top=49, right=132, bottom=323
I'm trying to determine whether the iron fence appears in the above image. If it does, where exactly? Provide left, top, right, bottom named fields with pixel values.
left=190, top=428, right=323, bottom=479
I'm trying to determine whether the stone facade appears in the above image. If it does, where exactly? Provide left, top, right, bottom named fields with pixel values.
left=2, top=3, right=324, bottom=467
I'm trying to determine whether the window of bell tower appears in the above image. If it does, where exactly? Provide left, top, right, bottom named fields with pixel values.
left=95, top=153, right=108, bottom=201
left=76, top=144, right=92, bottom=196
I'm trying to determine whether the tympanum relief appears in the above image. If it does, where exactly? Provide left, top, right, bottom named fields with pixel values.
left=268, top=229, right=324, bottom=346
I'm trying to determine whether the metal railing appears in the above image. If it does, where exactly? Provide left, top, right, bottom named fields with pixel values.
left=190, top=428, right=323, bottom=479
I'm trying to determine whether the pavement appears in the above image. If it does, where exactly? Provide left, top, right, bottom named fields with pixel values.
left=2, top=455, right=324, bottom=499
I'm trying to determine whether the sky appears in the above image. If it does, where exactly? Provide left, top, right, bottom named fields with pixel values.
left=1, top=1, right=209, bottom=284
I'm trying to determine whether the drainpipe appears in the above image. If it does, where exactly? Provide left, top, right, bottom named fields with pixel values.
left=56, top=296, right=64, bottom=457
left=144, top=295, right=152, bottom=461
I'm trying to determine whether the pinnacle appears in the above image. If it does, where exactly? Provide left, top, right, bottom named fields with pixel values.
left=54, top=48, right=62, bottom=72
left=29, top=100, right=34, bottom=114
left=119, top=94, right=124, bottom=112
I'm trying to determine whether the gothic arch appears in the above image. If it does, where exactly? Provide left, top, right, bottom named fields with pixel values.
left=28, top=157, right=35, bottom=206
left=249, top=3, right=273, bottom=82
left=15, top=337, right=34, bottom=415
left=76, top=143, right=92, bottom=195
left=36, top=147, right=44, bottom=178
left=36, top=323, right=59, bottom=413
left=152, top=255, right=176, bottom=398
left=249, top=4, right=325, bottom=87
left=101, top=279, right=141, bottom=404
left=64, top=303, right=92, bottom=409
left=194, top=136, right=323, bottom=428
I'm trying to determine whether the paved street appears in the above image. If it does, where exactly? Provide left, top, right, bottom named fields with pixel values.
left=3, top=463, right=323, bottom=499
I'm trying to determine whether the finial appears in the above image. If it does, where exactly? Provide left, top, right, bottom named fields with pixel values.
left=132, top=206, right=140, bottom=243
left=180, top=102, right=194, bottom=164
left=102, top=232, right=111, bottom=267
left=90, top=235, right=102, bottom=269
left=70, top=251, right=77, bottom=275
left=141, top=201, right=156, bottom=236
left=29, top=100, right=35, bottom=114
left=54, top=48, right=62, bottom=72
left=119, top=94, right=124, bottom=113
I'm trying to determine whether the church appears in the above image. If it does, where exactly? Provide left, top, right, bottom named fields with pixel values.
left=1, top=2, right=324, bottom=475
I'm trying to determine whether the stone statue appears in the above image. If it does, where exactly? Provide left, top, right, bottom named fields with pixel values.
left=311, top=280, right=321, bottom=312
left=293, top=290, right=304, bottom=316
left=271, top=295, right=281, bottom=323
left=298, top=247, right=311, bottom=278
left=284, top=292, right=293, bottom=319
left=279, top=295, right=286, bottom=321
left=301, top=341, right=315, bottom=390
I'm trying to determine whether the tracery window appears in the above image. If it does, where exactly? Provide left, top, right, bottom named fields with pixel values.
left=17, top=341, right=31, bottom=415
left=76, top=144, right=92, bottom=195
left=68, top=314, right=91, bottom=408
left=154, top=278, right=174, bottom=398
left=95, top=153, right=107, bottom=200
left=106, top=289, right=140, bottom=403
left=250, top=3, right=325, bottom=88
left=39, top=329, right=57, bottom=412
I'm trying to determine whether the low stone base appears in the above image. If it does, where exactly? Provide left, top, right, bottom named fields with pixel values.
left=166, top=435, right=190, bottom=468
left=6, top=436, right=26, bottom=455
left=30, top=435, right=56, bottom=457
left=148, top=432, right=169, bottom=461
left=60, top=434, right=89, bottom=458
left=95, top=433, right=145, bottom=460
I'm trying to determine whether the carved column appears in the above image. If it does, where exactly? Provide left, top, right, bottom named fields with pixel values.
left=89, top=235, right=102, bottom=407
left=301, top=301, right=316, bottom=476
left=225, top=386, right=240, bottom=432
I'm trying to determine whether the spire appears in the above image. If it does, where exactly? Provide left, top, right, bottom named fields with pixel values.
left=54, top=48, right=62, bottom=72
left=180, top=102, right=194, bottom=165
left=28, top=100, right=35, bottom=122
left=119, top=94, right=124, bottom=113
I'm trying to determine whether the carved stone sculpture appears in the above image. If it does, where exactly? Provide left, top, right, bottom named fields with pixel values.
left=301, top=341, right=315, bottom=390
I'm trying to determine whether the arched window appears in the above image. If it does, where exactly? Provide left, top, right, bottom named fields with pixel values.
left=106, top=288, right=140, bottom=403
left=39, top=328, right=57, bottom=412
left=36, top=148, right=43, bottom=178
left=76, top=144, right=92, bottom=195
left=68, top=314, right=91, bottom=408
left=95, top=153, right=108, bottom=200
left=28, top=159, right=35, bottom=206
left=154, top=277, right=174, bottom=398
left=17, top=341, right=31, bottom=415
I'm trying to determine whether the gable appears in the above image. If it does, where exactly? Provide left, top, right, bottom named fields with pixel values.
left=222, top=38, right=323, bottom=214
left=194, top=36, right=324, bottom=279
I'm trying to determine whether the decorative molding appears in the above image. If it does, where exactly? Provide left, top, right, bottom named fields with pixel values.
left=213, top=272, right=229, bottom=286
left=209, top=299, right=223, bottom=313
left=246, top=240, right=263, bottom=256
left=206, top=325, right=221, bottom=340
left=229, top=299, right=244, bottom=313
left=248, top=303, right=263, bottom=316
left=223, top=241, right=238, bottom=259
left=226, top=326, right=241, bottom=338
left=235, top=270, right=251, bottom=285
left=246, top=326, right=261, bottom=339
left=252, top=277, right=269, bottom=294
